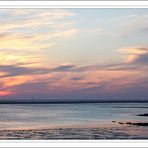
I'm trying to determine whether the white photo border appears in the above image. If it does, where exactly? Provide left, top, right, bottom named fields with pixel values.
left=0, top=1, right=148, bottom=8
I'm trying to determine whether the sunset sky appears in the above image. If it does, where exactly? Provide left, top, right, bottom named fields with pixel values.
left=0, top=8, right=148, bottom=102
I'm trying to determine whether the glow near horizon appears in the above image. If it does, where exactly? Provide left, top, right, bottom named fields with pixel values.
left=0, top=8, right=148, bottom=101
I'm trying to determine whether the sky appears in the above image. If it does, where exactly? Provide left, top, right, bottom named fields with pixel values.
left=0, top=8, right=148, bottom=102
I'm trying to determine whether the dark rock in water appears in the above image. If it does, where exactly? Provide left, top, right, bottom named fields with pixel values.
left=132, top=123, right=148, bottom=126
left=112, top=121, right=116, bottom=122
left=125, top=122, right=148, bottom=126
left=126, top=122, right=132, bottom=125
left=118, top=121, right=148, bottom=126
left=137, top=113, right=148, bottom=117
left=119, top=122, right=124, bottom=125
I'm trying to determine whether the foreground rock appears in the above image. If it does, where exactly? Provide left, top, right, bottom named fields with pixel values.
left=119, top=122, right=148, bottom=126
left=127, top=122, right=148, bottom=126
left=137, top=113, right=148, bottom=117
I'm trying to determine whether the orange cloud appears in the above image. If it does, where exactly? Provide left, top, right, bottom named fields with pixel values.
left=119, top=47, right=148, bottom=63
left=0, top=34, right=51, bottom=50
left=0, top=60, right=146, bottom=99
left=0, top=90, right=12, bottom=96
left=2, top=75, right=34, bottom=88
left=119, top=47, right=148, bottom=54
left=0, top=53, right=46, bottom=67
left=42, top=67, right=139, bottom=93
left=126, top=54, right=139, bottom=63
left=1, top=72, right=53, bottom=89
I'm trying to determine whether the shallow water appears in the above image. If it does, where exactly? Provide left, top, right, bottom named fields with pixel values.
left=0, top=103, right=148, bottom=130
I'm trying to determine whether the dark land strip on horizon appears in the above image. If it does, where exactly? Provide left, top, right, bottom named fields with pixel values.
left=0, top=100, right=148, bottom=104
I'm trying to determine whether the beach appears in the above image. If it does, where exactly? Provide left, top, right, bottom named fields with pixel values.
left=0, top=103, right=148, bottom=139
left=0, top=123, right=148, bottom=139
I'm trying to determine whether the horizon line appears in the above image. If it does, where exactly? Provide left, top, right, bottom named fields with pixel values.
left=0, top=100, right=148, bottom=104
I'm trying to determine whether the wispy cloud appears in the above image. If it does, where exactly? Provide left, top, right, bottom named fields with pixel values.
left=0, top=9, right=78, bottom=68
left=119, top=47, right=148, bottom=64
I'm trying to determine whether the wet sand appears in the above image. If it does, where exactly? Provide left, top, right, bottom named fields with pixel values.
left=0, top=122, right=148, bottom=140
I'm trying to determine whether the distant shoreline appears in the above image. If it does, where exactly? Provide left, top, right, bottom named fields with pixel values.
left=0, top=100, right=148, bottom=104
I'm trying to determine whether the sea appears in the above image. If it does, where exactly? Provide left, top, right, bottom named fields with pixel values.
left=0, top=102, right=148, bottom=130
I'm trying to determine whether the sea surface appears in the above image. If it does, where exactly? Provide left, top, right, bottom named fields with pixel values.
left=0, top=102, right=148, bottom=130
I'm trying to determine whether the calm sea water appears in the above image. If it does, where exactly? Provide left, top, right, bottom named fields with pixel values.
left=0, top=103, right=148, bottom=130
